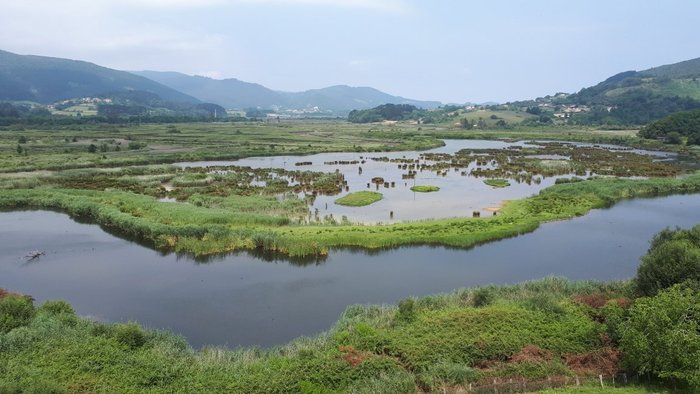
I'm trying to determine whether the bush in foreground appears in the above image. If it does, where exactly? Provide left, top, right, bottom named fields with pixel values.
left=635, top=225, right=700, bottom=296
left=620, top=284, right=700, bottom=389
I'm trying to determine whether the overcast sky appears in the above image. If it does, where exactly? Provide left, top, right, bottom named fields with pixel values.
left=2, top=0, right=699, bottom=103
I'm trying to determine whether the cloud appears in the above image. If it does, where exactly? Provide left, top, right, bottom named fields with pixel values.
left=235, top=0, right=409, bottom=13
left=3, top=0, right=408, bottom=12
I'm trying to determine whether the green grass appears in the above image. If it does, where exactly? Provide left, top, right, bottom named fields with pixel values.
left=484, top=178, right=511, bottom=188
left=410, top=185, right=440, bottom=192
left=0, top=121, right=446, bottom=173
left=2, top=173, right=700, bottom=257
left=334, top=191, right=383, bottom=207
left=0, top=278, right=645, bottom=393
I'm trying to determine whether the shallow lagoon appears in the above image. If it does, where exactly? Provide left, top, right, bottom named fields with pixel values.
left=175, top=140, right=674, bottom=223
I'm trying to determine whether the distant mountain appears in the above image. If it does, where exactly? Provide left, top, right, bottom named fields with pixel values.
left=0, top=50, right=199, bottom=104
left=133, top=71, right=441, bottom=113
left=134, top=71, right=285, bottom=110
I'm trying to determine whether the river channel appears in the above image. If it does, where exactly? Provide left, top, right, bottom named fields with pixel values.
left=1, top=193, right=699, bottom=348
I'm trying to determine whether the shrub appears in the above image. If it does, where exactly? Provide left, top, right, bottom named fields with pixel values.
left=620, top=285, right=700, bottom=388
left=113, top=322, right=147, bottom=349
left=0, top=295, right=35, bottom=333
left=38, top=300, right=75, bottom=316
left=472, top=288, right=494, bottom=307
left=396, top=298, right=416, bottom=323
left=635, top=226, right=700, bottom=296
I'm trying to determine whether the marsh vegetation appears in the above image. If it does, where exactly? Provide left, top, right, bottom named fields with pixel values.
left=2, top=119, right=700, bottom=393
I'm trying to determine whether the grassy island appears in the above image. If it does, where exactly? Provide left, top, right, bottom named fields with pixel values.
left=334, top=191, right=383, bottom=206
left=484, top=178, right=511, bottom=188
left=410, top=185, right=440, bottom=192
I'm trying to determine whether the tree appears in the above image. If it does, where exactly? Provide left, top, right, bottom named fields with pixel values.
left=88, top=144, right=97, bottom=153
left=665, top=131, right=683, bottom=144
left=620, top=285, right=700, bottom=388
left=635, top=225, right=700, bottom=296
left=687, top=132, right=700, bottom=146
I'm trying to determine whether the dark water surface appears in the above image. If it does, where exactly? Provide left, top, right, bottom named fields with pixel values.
left=1, top=194, right=699, bottom=348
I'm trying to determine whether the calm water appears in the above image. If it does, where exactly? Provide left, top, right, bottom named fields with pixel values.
left=1, top=194, right=699, bottom=348
left=175, top=140, right=673, bottom=223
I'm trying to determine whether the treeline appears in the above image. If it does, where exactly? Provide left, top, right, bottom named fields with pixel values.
left=573, top=89, right=700, bottom=125
left=638, top=108, right=700, bottom=145
left=348, top=104, right=419, bottom=123
left=0, top=91, right=231, bottom=126
left=347, top=103, right=456, bottom=124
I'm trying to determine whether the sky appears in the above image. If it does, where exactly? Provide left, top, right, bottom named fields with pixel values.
left=1, top=0, right=699, bottom=103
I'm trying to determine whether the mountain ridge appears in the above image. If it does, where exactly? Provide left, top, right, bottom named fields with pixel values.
left=133, top=70, right=442, bottom=113
left=0, top=50, right=199, bottom=104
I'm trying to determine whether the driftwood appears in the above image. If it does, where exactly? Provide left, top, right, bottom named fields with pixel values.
left=24, top=250, right=45, bottom=260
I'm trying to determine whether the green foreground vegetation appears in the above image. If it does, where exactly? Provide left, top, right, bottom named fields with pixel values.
left=410, top=185, right=440, bottom=193
left=334, top=191, right=383, bottom=207
left=2, top=223, right=699, bottom=393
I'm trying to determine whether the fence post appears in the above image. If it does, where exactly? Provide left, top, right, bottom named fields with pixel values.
left=599, top=374, right=605, bottom=388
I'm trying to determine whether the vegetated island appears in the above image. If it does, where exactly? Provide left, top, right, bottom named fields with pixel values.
left=334, top=191, right=383, bottom=206
left=2, top=224, right=698, bottom=393
left=484, top=178, right=511, bottom=188
left=410, top=185, right=440, bottom=192
left=3, top=173, right=700, bottom=257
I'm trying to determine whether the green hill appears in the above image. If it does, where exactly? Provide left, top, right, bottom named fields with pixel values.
left=0, top=50, right=199, bottom=104
left=501, top=57, right=700, bottom=126
left=639, top=108, right=700, bottom=145
left=565, top=58, right=700, bottom=124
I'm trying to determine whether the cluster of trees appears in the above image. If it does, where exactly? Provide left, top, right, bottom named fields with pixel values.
left=638, top=108, right=700, bottom=145
left=0, top=91, right=230, bottom=126
left=619, top=225, right=700, bottom=388
left=348, top=104, right=420, bottom=123
left=575, top=90, right=700, bottom=125
left=347, top=103, right=459, bottom=124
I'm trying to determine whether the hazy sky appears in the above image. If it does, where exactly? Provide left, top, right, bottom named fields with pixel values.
left=2, top=0, right=699, bottom=103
